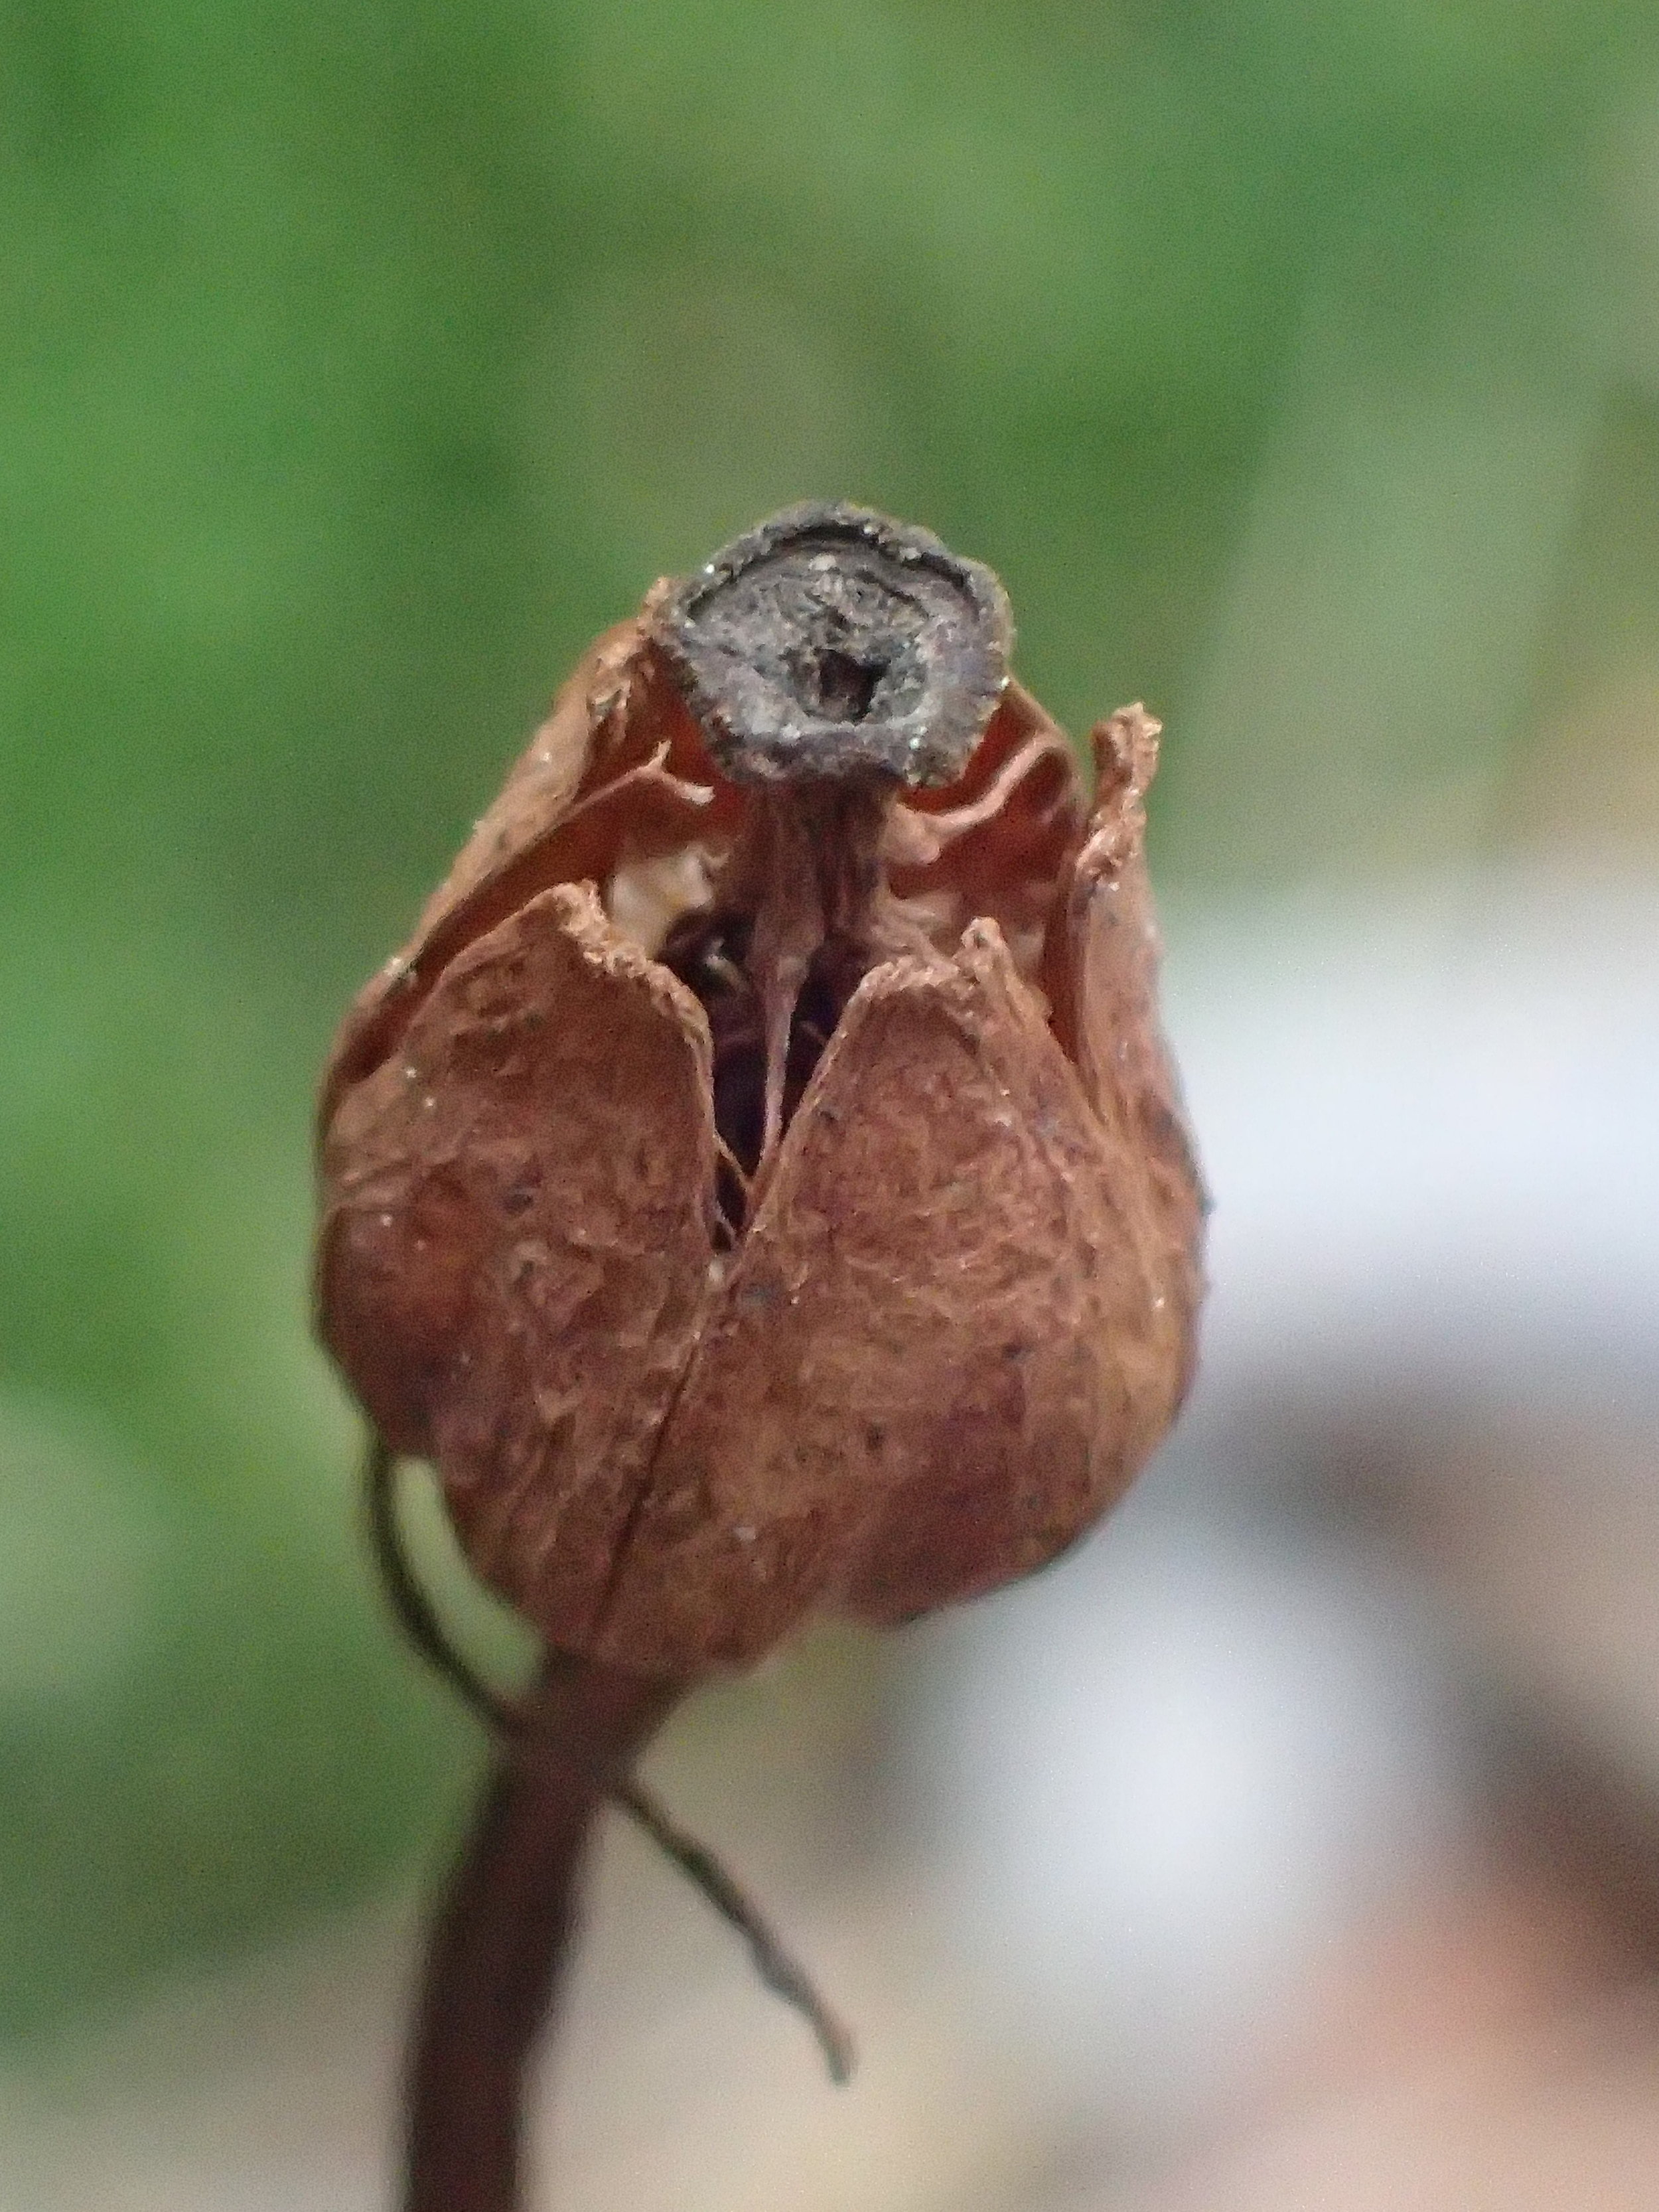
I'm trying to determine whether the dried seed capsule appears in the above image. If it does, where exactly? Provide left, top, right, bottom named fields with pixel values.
left=317, top=508, right=1204, bottom=1678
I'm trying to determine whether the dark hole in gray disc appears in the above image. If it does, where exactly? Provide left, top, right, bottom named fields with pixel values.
left=652, top=502, right=1013, bottom=788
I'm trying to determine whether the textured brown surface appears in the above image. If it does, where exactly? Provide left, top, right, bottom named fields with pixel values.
left=318, top=883, right=719, bottom=1647
left=596, top=919, right=1190, bottom=1672
left=319, top=622, right=740, bottom=1129
left=316, top=518, right=1206, bottom=1678
left=1048, top=704, right=1208, bottom=1404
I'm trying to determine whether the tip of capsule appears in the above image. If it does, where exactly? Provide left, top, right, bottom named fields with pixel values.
left=650, top=502, right=1014, bottom=790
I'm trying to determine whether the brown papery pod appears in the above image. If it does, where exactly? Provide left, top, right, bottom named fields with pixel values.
left=319, top=502, right=1204, bottom=1682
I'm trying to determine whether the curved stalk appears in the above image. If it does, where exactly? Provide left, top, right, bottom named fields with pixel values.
left=367, top=1433, right=854, bottom=2085
left=404, top=1654, right=682, bottom=2212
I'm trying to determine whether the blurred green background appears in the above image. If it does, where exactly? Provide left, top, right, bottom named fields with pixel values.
left=4, top=0, right=1659, bottom=2045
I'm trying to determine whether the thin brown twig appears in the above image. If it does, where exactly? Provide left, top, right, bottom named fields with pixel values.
left=365, top=1432, right=855, bottom=2083
left=614, top=1776, right=854, bottom=2083
left=364, top=1430, right=516, bottom=1737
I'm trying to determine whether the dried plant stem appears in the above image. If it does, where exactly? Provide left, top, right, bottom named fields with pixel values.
left=405, top=1654, right=682, bottom=2212
left=364, top=1432, right=519, bottom=1738
left=614, top=1780, right=854, bottom=2083
left=367, top=1434, right=855, bottom=2085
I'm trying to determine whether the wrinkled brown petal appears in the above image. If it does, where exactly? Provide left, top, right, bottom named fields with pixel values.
left=886, top=680, right=1083, bottom=977
left=591, top=917, right=1192, bottom=1676
left=317, top=881, right=718, bottom=1649
left=1043, top=704, right=1207, bottom=1404
left=320, top=622, right=739, bottom=1124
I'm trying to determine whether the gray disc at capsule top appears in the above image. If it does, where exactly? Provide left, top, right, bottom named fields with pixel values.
left=650, top=502, right=1014, bottom=789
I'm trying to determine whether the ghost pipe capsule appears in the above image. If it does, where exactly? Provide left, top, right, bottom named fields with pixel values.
left=317, top=502, right=1204, bottom=1678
